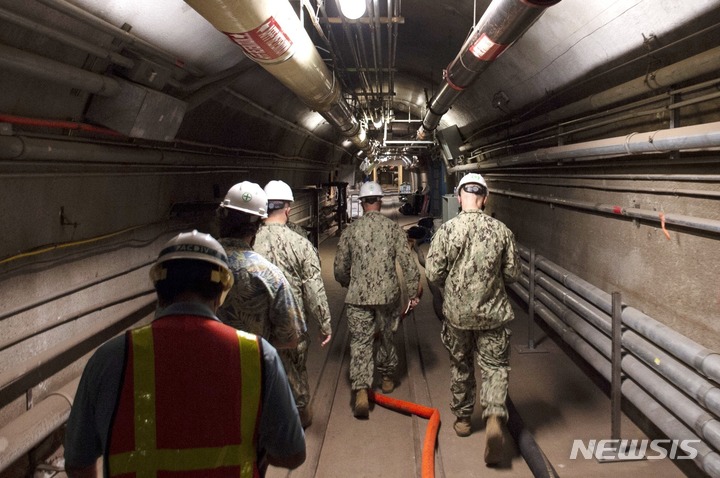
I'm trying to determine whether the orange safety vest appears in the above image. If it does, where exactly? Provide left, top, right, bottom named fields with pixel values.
left=106, top=315, right=262, bottom=478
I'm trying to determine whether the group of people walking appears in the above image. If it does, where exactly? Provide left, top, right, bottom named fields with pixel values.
left=63, top=172, right=520, bottom=476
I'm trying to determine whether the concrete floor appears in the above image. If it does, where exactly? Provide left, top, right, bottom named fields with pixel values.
left=266, top=204, right=703, bottom=478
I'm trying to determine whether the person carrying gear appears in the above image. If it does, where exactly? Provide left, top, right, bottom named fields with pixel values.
left=334, top=181, right=422, bottom=419
left=264, top=179, right=310, bottom=239
left=254, top=179, right=333, bottom=428
left=425, top=172, right=521, bottom=466
left=64, top=230, right=306, bottom=478
left=216, top=181, right=304, bottom=350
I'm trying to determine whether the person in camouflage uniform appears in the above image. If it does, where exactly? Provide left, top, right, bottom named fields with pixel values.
left=334, top=181, right=421, bottom=419
left=425, top=172, right=520, bottom=465
left=254, top=180, right=333, bottom=428
left=216, top=181, right=304, bottom=351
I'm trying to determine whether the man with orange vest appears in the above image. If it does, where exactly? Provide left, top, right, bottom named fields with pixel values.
left=64, top=230, right=306, bottom=477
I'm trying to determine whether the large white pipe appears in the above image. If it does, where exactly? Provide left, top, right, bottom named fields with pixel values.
left=184, top=0, right=370, bottom=151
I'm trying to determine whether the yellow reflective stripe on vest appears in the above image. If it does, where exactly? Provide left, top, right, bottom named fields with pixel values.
left=110, top=325, right=261, bottom=477
left=238, top=330, right=261, bottom=477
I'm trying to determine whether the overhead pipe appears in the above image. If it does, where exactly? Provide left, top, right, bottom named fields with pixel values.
left=0, top=6, right=134, bottom=69
left=451, top=120, right=720, bottom=172
left=34, top=0, right=203, bottom=78
left=460, top=45, right=720, bottom=152
left=417, top=0, right=560, bottom=139
left=184, top=0, right=373, bottom=154
left=0, top=43, right=120, bottom=97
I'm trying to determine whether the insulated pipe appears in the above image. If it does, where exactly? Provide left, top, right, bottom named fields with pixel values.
left=417, top=0, right=560, bottom=139
left=0, top=43, right=120, bottom=97
left=34, top=0, right=203, bottom=78
left=460, top=45, right=720, bottom=152
left=0, top=6, right=135, bottom=69
left=451, top=121, right=720, bottom=172
left=531, top=269, right=720, bottom=418
left=492, top=187, right=720, bottom=235
left=518, top=245, right=720, bottom=386
left=0, top=378, right=79, bottom=471
left=511, top=282, right=720, bottom=477
left=184, top=0, right=370, bottom=152
left=532, top=283, right=720, bottom=452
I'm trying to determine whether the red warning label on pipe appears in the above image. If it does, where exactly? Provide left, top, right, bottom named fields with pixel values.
left=469, top=33, right=507, bottom=61
left=225, top=17, right=293, bottom=62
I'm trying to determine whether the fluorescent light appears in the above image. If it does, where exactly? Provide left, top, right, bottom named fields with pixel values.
left=339, top=0, right=366, bottom=20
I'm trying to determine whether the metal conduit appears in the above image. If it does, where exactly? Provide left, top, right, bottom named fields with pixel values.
left=528, top=268, right=720, bottom=418
left=510, top=280, right=720, bottom=476
left=519, top=245, right=720, bottom=383
left=0, top=378, right=79, bottom=471
left=492, top=187, right=720, bottom=235
left=526, top=276, right=720, bottom=452
left=460, top=45, right=720, bottom=152
left=417, top=0, right=560, bottom=139
left=0, top=6, right=135, bottom=69
left=451, top=120, right=720, bottom=172
left=0, top=297, right=155, bottom=404
left=0, top=43, right=120, bottom=97
left=184, top=0, right=371, bottom=153
left=34, top=0, right=204, bottom=78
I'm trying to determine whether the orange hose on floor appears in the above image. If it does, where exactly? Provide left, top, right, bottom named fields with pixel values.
left=368, top=390, right=440, bottom=478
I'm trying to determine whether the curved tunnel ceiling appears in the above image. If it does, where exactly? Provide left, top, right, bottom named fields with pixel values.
left=14, top=0, right=720, bottom=168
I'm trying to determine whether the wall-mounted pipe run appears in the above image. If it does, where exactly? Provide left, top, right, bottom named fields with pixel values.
left=510, top=246, right=720, bottom=476
left=491, top=186, right=720, bottom=235
left=460, top=46, right=720, bottom=153
left=0, top=378, right=79, bottom=471
left=451, top=120, right=720, bottom=172
left=417, top=0, right=560, bottom=139
left=0, top=43, right=120, bottom=97
left=184, top=0, right=371, bottom=153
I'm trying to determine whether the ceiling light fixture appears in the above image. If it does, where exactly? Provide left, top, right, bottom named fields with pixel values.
left=338, top=0, right=366, bottom=20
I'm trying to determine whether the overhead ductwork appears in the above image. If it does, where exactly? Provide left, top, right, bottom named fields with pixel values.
left=417, top=0, right=560, bottom=139
left=184, top=0, right=372, bottom=154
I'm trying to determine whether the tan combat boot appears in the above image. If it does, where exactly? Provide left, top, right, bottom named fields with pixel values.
left=298, top=406, right=313, bottom=428
left=381, top=376, right=395, bottom=394
left=354, top=388, right=369, bottom=418
left=484, top=415, right=505, bottom=465
left=453, top=417, right=471, bottom=437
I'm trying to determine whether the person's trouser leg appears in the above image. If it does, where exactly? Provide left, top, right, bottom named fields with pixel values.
left=347, top=304, right=375, bottom=390
left=477, top=326, right=511, bottom=420
left=375, top=303, right=399, bottom=381
left=441, top=321, right=476, bottom=418
left=278, top=332, right=310, bottom=409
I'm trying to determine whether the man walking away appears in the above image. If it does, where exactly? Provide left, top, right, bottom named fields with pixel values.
left=426, top=172, right=521, bottom=466
left=216, top=181, right=303, bottom=350
left=334, top=180, right=421, bottom=419
left=64, top=230, right=305, bottom=477
left=254, top=179, right=333, bottom=428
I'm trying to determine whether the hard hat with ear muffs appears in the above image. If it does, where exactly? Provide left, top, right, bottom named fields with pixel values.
left=149, top=230, right=234, bottom=305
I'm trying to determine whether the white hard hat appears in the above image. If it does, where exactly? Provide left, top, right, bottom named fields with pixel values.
left=264, top=180, right=294, bottom=202
left=359, top=181, right=383, bottom=199
left=149, top=230, right=234, bottom=303
left=220, top=181, right=268, bottom=218
left=457, top=173, right=488, bottom=191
